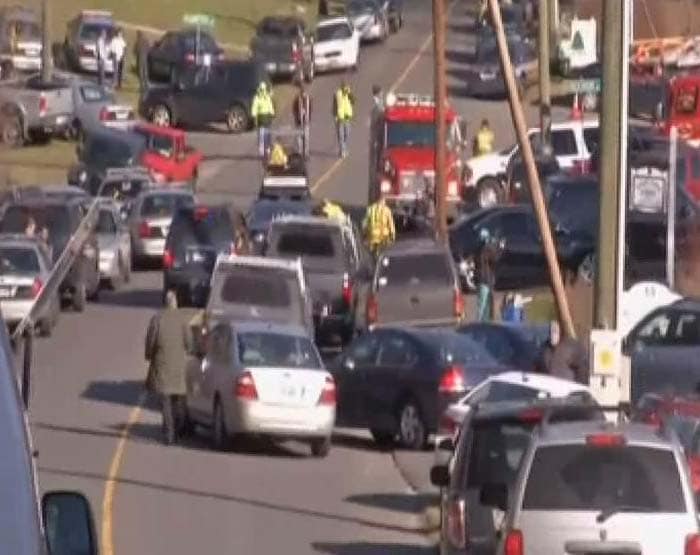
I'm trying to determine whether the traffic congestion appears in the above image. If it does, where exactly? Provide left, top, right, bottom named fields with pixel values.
left=2, top=0, right=700, bottom=553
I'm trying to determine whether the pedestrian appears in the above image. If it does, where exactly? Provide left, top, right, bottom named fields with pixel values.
left=543, top=320, right=588, bottom=384
left=293, top=78, right=312, bottom=156
left=362, top=194, right=395, bottom=259
left=96, top=28, right=109, bottom=87
left=251, top=81, right=276, bottom=158
left=333, top=79, right=355, bottom=158
left=144, top=291, right=195, bottom=445
left=134, top=31, right=151, bottom=91
left=473, top=118, right=495, bottom=157
left=110, top=28, right=127, bottom=89
left=475, top=228, right=503, bottom=321
left=372, top=84, right=384, bottom=111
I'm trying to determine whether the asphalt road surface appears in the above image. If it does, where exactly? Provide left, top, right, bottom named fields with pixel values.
left=31, top=0, right=570, bottom=553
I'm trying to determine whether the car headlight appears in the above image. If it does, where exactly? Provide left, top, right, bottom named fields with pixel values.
left=380, top=179, right=392, bottom=193
left=78, top=170, right=87, bottom=183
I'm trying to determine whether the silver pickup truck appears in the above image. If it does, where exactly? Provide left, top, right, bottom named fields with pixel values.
left=0, top=73, right=73, bottom=147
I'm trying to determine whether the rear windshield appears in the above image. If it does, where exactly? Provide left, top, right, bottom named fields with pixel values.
left=219, top=268, right=293, bottom=307
left=169, top=209, right=233, bottom=252
left=258, top=19, right=300, bottom=37
left=272, top=227, right=343, bottom=270
left=86, top=136, right=143, bottom=167
left=522, top=445, right=685, bottom=512
left=1, top=205, right=73, bottom=240
left=248, top=202, right=311, bottom=230
left=96, top=209, right=116, bottom=233
left=79, top=22, right=114, bottom=40
left=237, top=332, right=321, bottom=369
left=316, top=23, right=352, bottom=41
left=182, top=32, right=218, bottom=52
left=0, top=247, right=39, bottom=274
left=140, top=194, right=193, bottom=217
left=424, top=333, right=498, bottom=366
left=378, top=252, right=452, bottom=287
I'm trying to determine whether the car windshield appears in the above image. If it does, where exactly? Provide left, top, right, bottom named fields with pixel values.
left=140, top=194, right=193, bottom=217
left=386, top=121, right=435, bottom=148
left=316, top=23, right=352, bottom=41
left=12, top=20, right=40, bottom=39
left=273, top=227, right=342, bottom=270
left=377, top=252, right=452, bottom=286
left=522, top=444, right=686, bottom=513
left=134, top=129, right=175, bottom=158
left=79, top=22, right=113, bottom=40
left=0, top=205, right=72, bottom=243
left=80, top=85, right=110, bottom=103
left=170, top=209, right=233, bottom=252
left=0, top=247, right=39, bottom=274
left=86, top=136, right=143, bottom=168
left=237, top=332, right=322, bottom=369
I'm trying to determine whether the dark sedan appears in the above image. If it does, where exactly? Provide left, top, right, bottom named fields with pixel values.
left=246, top=197, right=313, bottom=254
left=147, top=28, right=224, bottom=83
left=464, top=38, right=536, bottom=99
left=331, top=326, right=512, bottom=449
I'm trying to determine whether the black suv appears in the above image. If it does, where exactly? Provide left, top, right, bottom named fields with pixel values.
left=163, top=204, right=249, bottom=307
left=0, top=197, right=101, bottom=311
left=147, top=28, right=225, bottom=83
left=140, top=62, right=263, bottom=133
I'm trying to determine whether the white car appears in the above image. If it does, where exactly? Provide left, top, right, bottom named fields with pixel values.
left=465, top=118, right=599, bottom=208
left=346, top=0, right=388, bottom=42
left=313, top=17, right=360, bottom=73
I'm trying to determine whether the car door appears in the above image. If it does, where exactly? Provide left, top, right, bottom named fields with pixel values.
left=200, top=323, right=233, bottom=423
left=483, top=211, right=541, bottom=288
left=174, top=67, right=212, bottom=125
left=332, top=332, right=380, bottom=426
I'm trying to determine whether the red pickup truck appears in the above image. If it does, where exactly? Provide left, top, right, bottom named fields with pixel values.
left=134, top=123, right=202, bottom=185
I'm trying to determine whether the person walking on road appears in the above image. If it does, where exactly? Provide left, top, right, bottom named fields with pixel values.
left=96, top=28, right=109, bottom=87
left=134, top=31, right=151, bottom=92
left=293, top=79, right=312, bottom=157
left=110, top=28, right=127, bottom=90
left=543, top=320, right=588, bottom=384
left=475, top=228, right=503, bottom=321
left=473, top=118, right=495, bottom=157
left=252, top=81, right=276, bottom=158
left=333, top=80, right=355, bottom=158
left=363, top=195, right=395, bottom=259
left=145, top=291, right=194, bottom=445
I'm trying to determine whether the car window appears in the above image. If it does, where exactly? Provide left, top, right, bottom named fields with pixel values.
left=96, top=209, right=117, bottom=234
left=316, top=22, right=352, bottom=41
left=426, top=333, right=499, bottom=366
left=386, top=121, right=435, bottom=148
left=86, top=136, right=142, bottom=167
left=182, top=32, right=218, bottom=52
left=672, top=311, right=700, bottom=345
left=377, top=252, right=452, bottom=287
left=79, top=22, right=113, bottom=40
left=80, top=85, right=109, bottom=103
left=140, top=194, right=193, bottom=217
left=485, top=381, right=543, bottom=403
left=485, top=212, right=530, bottom=240
left=169, top=209, right=233, bottom=252
left=0, top=205, right=73, bottom=242
left=237, top=331, right=321, bottom=369
left=376, top=334, right=419, bottom=368
left=583, top=127, right=599, bottom=153
left=347, top=334, right=379, bottom=366
left=220, top=270, right=292, bottom=307
left=551, top=129, right=578, bottom=156
left=0, top=247, right=39, bottom=274
left=522, top=445, right=686, bottom=512
left=276, top=231, right=335, bottom=257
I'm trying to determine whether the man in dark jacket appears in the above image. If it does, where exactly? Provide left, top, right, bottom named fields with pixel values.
left=134, top=31, right=150, bottom=92
left=145, top=291, right=197, bottom=444
left=543, top=319, right=588, bottom=384
left=475, top=228, right=503, bottom=321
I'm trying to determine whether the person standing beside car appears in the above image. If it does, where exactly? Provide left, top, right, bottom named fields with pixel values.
left=333, top=80, right=355, bottom=158
left=475, top=228, right=503, bottom=321
left=96, top=28, right=109, bottom=87
left=543, top=319, right=588, bottom=384
left=110, top=28, right=127, bottom=90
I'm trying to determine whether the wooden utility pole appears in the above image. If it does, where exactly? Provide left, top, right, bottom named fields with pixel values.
left=433, top=0, right=448, bottom=242
left=538, top=0, right=552, bottom=154
left=41, top=0, right=51, bottom=83
left=487, top=0, right=577, bottom=338
left=594, top=0, right=624, bottom=330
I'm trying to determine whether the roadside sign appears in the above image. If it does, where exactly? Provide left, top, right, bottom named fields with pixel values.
left=575, top=79, right=601, bottom=94
left=182, top=13, right=215, bottom=28
left=590, top=329, right=621, bottom=377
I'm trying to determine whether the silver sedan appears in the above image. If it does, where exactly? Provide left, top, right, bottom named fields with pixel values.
left=96, top=200, right=131, bottom=289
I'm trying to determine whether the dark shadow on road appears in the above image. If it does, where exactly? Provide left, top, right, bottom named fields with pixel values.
left=81, top=379, right=147, bottom=408
left=98, top=288, right=162, bottom=309
left=39, top=466, right=431, bottom=535
left=203, top=153, right=260, bottom=163
left=345, top=492, right=437, bottom=515
left=312, top=542, right=434, bottom=554
left=332, top=431, right=390, bottom=453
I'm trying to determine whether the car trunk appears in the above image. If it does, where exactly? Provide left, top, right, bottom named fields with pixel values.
left=248, top=367, right=325, bottom=408
left=0, top=274, right=35, bottom=300
left=251, top=36, right=296, bottom=63
left=140, top=215, right=171, bottom=240
left=305, top=269, right=346, bottom=316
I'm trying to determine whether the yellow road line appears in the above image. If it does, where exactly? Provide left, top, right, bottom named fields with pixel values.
left=101, top=392, right=146, bottom=555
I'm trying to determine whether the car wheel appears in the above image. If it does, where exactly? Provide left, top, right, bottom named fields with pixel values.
left=211, top=399, right=230, bottom=452
left=477, top=177, right=502, bottom=208
left=310, top=437, right=331, bottom=457
left=151, top=104, right=171, bottom=127
left=370, top=428, right=394, bottom=448
left=397, top=399, right=427, bottom=450
left=72, top=282, right=86, bottom=312
left=225, top=105, right=249, bottom=134
left=577, top=253, right=596, bottom=284
left=0, top=112, right=23, bottom=148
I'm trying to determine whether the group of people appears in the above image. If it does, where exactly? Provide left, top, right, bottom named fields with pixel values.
left=95, top=27, right=127, bottom=89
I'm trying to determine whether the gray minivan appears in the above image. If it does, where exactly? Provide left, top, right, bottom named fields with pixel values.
left=0, top=316, right=97, bottom=554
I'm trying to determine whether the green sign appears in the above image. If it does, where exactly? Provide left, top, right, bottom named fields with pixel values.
left=182, top=13, right=215, bottom=28
left=573, top=79, right=601, bottom=94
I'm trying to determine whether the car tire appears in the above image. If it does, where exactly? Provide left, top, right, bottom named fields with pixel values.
left=370, top=428, right=394, bottom=449
left=72, top=282, right=87, bottom=313
left=476, top=177, right=502, bottom=208
left=577, top=253, right=596, bottom=285
left=151, top=104, right=172, bottom=127
left=0, top=111, right=23, bottom=148
left=211, top=399, right=230, bottom=452
left=225, top=105, right=249, bottom=134
left=397, top=399, right=427, bottom=450
left=310, top=437, right=331, bottom=457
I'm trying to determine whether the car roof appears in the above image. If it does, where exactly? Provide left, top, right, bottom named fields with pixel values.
left=86, top=126, right=145, bottom=146
left=535, top=420, right=673, bottom=448
left=488, top=371, right=591, bottom=394
left=471, top=397, right=601, bottom=421
left=383, top=237, right=450, bottom=255
left=229, top=320, right=311, bottom=337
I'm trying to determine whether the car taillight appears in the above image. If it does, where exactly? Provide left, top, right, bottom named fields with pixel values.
left=99, top=107, right=116, bottom=121
left=185, top=52, right=196, bottom=63
left=235, top=371, right=258, bottom=400
left=317, top=375, right=336, bottom=405
left=517, top=407, right=544, bottom=423
left=31, top=278, right=43, bottom=298
left=439, top=365, right=466, bottom=395
left=138, top=221, right=152, bottom=238
left=689, top=456, right=700, bottom=493
left=380, top=179, right=392, bottom=194
left=366, top=294, right=378, bottom=324
left=453, top=289, right=464, bottom=318
left=439, top=413, right=458, bottom=437
left=38, top=94, right=47, bottom=117
left=585, top=433, right=626, bottom=447
left=505, top=530, right=523, bottom=555
left=687, top=534, right=700, bottom=555
left=162, top=248, right=174, bottom=269
left=342, top=272, right=353, bottom=305
left=445, top=498, right=466, bottom=549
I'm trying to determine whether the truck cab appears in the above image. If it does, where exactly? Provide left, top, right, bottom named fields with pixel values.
left=369, top=92, right=467, bottom=222
left=134, top=123, right=203, bottom=185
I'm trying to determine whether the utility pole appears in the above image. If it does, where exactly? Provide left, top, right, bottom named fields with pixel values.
left=538, top=0, right=552, bottom=155
left=487, top=0, right=576, bottom=339
left=433, top=0, right=448, bottom=242
left=594, top=0, right=625, bottom=330
left=41, top=0, right=51, bottom=83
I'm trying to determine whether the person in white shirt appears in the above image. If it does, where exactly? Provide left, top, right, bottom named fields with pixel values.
left=96, top=29, right=108, bottom=86
left=110, top=28, right=127, bottom=89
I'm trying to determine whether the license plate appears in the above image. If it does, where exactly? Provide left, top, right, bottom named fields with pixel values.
left=480, top=72, right=496, bottom=81
left=281, top=385, right=298, bottom=399
left=0, top=287, right=13, bottom=298
left=116, top=111, right=128, bottom=120
left=26, top=49, right=39, bottom=56
left=187, top=250, right=206, bottom=263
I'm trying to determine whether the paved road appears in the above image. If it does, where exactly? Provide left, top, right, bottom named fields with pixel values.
left=30, top=0, right=572, bottom=553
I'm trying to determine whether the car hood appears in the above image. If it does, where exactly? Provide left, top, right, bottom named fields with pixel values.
left=350, top=13, right=376, bottom=28
left=386, top=146, right=456, bottom=171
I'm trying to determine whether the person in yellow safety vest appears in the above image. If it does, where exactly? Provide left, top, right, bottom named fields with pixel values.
left=362, top=196, right=395, bottom=257
left=268, top=141, right=288, bottom=167
left=320, top=198, right=347, bottom=224
left=473, top=118, right=495, bottom=157
left=251, top=81, right=276, bottom=158
left=333, top=80, right=355, bottom=158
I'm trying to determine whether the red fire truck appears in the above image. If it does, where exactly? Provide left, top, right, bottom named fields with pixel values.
left=368, top=93, right=468, bottom=221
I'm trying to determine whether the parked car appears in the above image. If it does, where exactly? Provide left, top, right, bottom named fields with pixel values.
left=63, top=10, right=116, bottom=74
left=162, top=204, right=247, bottom=307
left=184, top=321, right=335, bottom=456
left=127, top=188, right=194, bottom=266
left=381, top=0, right=403, bottom=33
left=476, top=1, right=532, bottom=38
left=0, top=196, right=100, bottom=311
left=250, top=16, right=315, bottom=82
left=505, top=150, right=561, bottom=204
left=265, top=215, right=372, bottom=345
left=246, top=197, right=313, bottom=254
left=331, top=326, right=512, bottom=449
left=139, top=61, right=263, bottom=133
left=0, top=6, right=42, bottom=73
left=463, top=38, right=537, bottom=99
left=0, top=73, right=73, bottom=147
left=0, top=233, right=59, bottom=336
left=95, top=199, right=131, bottom=289
left=496, top=421, right=700, bottom=555
left=345, top=0, right=389, bottom=42
left=147, top=28, right=224, bottom=83
left=364, top=238, right=464, bottom=330
left=313, top=17, right=360, bottom=73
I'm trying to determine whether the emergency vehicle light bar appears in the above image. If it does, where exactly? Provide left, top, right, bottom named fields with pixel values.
left=261, top=176, right=308, bottom=188
left=385, top=92, right=435, bottom=107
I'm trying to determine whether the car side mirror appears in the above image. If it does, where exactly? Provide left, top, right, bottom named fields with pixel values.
left=479, top=483, right=508, bottom=511
left=430, top=464, right=450, bottom=488
left=42, top=491, right=98, bottom=555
